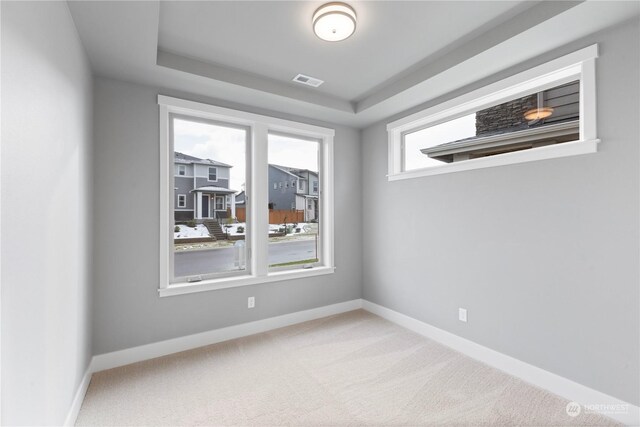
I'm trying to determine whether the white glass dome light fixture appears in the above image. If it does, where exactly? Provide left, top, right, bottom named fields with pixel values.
left=313, top=2, right=357, bottom=42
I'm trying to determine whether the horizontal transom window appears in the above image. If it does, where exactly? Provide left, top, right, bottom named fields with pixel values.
left=387, top=45, right=599, bottom=181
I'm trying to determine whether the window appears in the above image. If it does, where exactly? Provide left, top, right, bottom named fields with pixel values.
left=279, top=182, right=283, bottom=189
left=387, top=45, right=599, bottom=180
left=159, top=95, right=335, bottom=297
left=312, top=181, right=318, bottom=193
left=169, top=115, right=247, bottom=283
left=273, top=183, right=277, bottom=189
left=268, top=133, right=321, bottom=269
left=298, top=180, right=304, bottom=191
left=215, top=195, right=225, bottom=210
left=178, top=165, right=186, bottom=176
left=208, top=167, right=217, bottom=181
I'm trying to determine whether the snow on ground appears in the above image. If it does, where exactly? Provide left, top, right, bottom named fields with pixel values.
left=222, top=222, right=315, bottom=236
left=174, top=222, right=317, bottom=240
left=175, top=224, right=210, bottom=239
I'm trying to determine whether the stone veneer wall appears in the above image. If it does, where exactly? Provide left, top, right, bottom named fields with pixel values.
left=475, top=94, right=537, bottom=135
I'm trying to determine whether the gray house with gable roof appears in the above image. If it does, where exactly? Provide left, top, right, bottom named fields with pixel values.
left=268, top=164, right=319, bottom=221
left=174, top=152, right=237, bottom=222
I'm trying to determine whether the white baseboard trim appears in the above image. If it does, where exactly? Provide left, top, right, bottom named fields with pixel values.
left=90, top=299, right=363, bottom=373
left=361, top=300, right=639, bottom=426
left=65, top=298, right=637, bottom=426
left=63, top=365, right=93, bottom=426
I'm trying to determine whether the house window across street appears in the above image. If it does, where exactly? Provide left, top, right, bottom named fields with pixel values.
left=208, top=167, right=217, bottom=181
left=215, top=195, right=225, bottom=210
left=177, top=194, right=186, bottom=208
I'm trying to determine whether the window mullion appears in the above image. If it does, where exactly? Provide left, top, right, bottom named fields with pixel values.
left=252, top=123, right=270, bottom=277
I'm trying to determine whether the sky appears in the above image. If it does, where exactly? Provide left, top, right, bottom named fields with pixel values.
left=174, top=112, right=472, bottom=182
left=404, top=113, right=476, bottom=170
left=174, top=118, right=318, bottom=192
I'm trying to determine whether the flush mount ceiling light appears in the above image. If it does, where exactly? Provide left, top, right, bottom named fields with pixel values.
left=313, top=2, right=357, bottom=42
left=524, top=107, right=554, bottom=121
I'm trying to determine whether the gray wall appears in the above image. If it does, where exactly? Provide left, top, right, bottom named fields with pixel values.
left=195, top=177, right=230, bottom=190
left=1, top=2, right=93, bottom=425
left=362, top=19, right=640, bottom=406
left=92, top=77, right=362, bottom=354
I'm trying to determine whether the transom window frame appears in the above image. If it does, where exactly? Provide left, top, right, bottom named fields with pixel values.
left=387, top=44, right=599, bottom=181
left=158, top=95, right=335, bottom=297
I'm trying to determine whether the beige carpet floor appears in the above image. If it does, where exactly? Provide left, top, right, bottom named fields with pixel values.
left=76, top=310, right=618, bottom=426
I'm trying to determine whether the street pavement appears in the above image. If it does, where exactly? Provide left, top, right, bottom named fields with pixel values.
left=174, top=239, right=317, bottom=277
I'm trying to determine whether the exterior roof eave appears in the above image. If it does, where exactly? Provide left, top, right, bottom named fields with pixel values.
left=421, top=120, right=579, bottom=157
left=190, top=186, right=237, bottom=195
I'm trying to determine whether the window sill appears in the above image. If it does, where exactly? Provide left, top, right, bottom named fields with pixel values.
left=388, top=139, right=599, bottom=182
left=159, top=266, right=335, bottom=297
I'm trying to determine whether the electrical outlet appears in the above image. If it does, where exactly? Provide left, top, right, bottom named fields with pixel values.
left=459, top=308, right=467, bottom=322
left=248, top=296, right=255, bottom=309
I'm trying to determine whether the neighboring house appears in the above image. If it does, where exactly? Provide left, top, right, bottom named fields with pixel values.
left=174, top=152, right=237, bottom=222
left=267, top=164, right=319, bottom=221
left=421, top=81, right=580, bottom=162
left=235, top=190, right=246, bottom=207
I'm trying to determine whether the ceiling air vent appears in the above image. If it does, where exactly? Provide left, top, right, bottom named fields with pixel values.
left=292, top=74, right=324, bottom=88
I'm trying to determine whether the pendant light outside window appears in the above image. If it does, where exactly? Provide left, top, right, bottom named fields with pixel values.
left=524, top=92, right=554, bottom=121
left=524, top=107, right=554, bottom=121
left=313, top=3, right=357, bottom=42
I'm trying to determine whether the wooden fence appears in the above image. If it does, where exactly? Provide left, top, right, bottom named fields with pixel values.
left=235, top=207, right=304, bottom=224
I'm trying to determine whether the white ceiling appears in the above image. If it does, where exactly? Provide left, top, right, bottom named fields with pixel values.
left=158, top=1, right=530, bottom=101
left=67, top=1, right=640, bottom=128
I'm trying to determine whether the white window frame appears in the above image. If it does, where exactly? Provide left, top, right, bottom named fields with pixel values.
left=177, top=194, right=186, bottom=208
left=387, top=44, right=599, bottom=181
left=158, top=95, right=335, bottom=297
left=312, top=181, right=318, bottom=192
left=178, top=164, right=186, bottom=176
left=207, top=166, right=218, bottom=182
